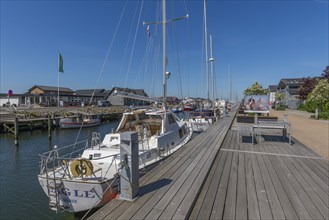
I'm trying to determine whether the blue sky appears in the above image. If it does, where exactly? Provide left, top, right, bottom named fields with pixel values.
left=1, top=0, right=328, bottom=100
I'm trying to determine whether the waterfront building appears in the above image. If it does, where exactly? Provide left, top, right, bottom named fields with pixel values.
left=277, top=78, right=304, bottom=109
left=27, top=85, right=74, bottom=107
left=105, top=87, right=150, bottom=106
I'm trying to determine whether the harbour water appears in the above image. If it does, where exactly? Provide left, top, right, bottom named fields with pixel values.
left=0, top=120, right=120, bottom=220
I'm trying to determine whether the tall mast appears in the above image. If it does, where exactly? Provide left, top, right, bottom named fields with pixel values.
left=204, top=0, right=209, bottom=101
left=162, top=0, right=167, bottom=109
left=209, top=34, right=215, bottom=104
left=144, top=0, right=188, bottom=109
left=228, top=64, right=231, bottom=100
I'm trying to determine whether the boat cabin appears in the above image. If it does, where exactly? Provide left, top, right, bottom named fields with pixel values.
left=116, top=109, right=181, bottom=136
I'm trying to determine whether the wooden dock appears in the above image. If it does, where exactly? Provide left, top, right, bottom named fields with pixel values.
left=190, top=128, right=328, bottom=220
left=88, top=110, right=236, bottom=219
left=88, top=112, right=328, bottom=220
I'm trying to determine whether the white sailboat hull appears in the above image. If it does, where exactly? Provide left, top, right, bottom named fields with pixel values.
left=38, top=177, right=118, bottom=213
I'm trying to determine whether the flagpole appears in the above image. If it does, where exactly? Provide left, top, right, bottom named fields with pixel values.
left=57, top=52, right=60, bottom=108
left=58, top=70, right=60, bottom=108
left=57, top=52, right=63, bottom=108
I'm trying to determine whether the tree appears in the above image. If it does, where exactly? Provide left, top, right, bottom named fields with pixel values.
left=305, top=79, right=329, bottom=113
left=275, top=93, right=284, bottom=103
left=243, top=82, right=268, bottom=95
left=321, top=65, right=329, bottom=81
left=298, top=77, right=318, bottom=100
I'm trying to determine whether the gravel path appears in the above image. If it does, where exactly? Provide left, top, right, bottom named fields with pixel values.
left=270, top=109, right=329, bottom=160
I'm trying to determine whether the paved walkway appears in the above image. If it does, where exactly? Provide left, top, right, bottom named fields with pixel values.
left=270, top=109, right=329, bottom=160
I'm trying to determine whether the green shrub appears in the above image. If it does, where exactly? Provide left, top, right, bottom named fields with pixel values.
left=305, top=79, right=329, bottom=113
left=276, top=105, right=285, bottom=111
left=297, top=103, right=308, bottom=111
left=320, top=111, right=329, bottom=119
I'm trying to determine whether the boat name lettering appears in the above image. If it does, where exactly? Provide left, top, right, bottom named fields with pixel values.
left=51, top=188, right=95, bottom=198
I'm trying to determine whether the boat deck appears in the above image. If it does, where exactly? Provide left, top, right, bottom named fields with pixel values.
left=88, top=113, right=328, bottom=220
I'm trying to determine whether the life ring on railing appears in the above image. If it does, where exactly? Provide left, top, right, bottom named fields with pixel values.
left=70, top=158, right=93, bottom=177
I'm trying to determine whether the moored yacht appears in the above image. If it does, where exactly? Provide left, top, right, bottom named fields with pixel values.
left=38, top=107, right=192, bottom=213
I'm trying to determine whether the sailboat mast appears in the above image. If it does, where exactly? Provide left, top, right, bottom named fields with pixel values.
left=209, top=34, right=214, bottom=104
left=162, top=0, right=167, bottom=109
left=204, top=0, right=209, bottom=101
left=228, top=64, right=231, bottom=101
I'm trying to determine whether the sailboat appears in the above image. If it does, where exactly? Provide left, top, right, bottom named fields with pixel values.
left=189, top=0, right=221, bottom=132
left=37, top=0, right=191, bottom=213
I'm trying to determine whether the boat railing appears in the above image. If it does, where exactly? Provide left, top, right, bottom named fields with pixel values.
left=39, top=140, right=89, bottom=174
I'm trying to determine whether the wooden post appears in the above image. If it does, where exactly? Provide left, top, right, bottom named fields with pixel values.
left=48, top=113, right=52, bottom=139
left=14, top=117, right=18, bottom=146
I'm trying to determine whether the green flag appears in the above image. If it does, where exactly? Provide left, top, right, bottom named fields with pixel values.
left=58, top=53, right=64, bottom=73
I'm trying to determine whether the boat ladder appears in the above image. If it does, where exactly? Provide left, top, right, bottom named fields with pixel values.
left=46, top=177, right=65, bottom=212
left=45, top=153, right=68, bottom=212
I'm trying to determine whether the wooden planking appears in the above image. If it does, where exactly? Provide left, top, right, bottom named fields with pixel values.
left=188, top=150, right=226, bottom=219
left=208, top=130, right=236, bottom=219
left=244, top=146, right=261, bottom=219
left=253, top=144, right=286, bottom=219
left=235, top=152, right=247, bottom=220
left=290, top=137, right=324, bottom=158
left=262, top=141, right=324, bottom=219
left=223, top=151, right=239, bottom=219
left=147, top=116, right=233, bottom=218
left=119, top=120, right=226, bottom=219
left=146, top=119, right=231, bottom=219
left=189, top=128, right=328, bottom=220
left=91, top=131, right=202, bottom=219
left=273, top=140, right=329, bottom=182
left=313, top=157, right=329, bottom=171
left=189, top=131, right=233, bottom=219
left=210, top=149, right=234, bottom=219
left=89, top=111, right=236, bottom=220
left=250, top=144, right=299, bottom=219
left=90, top=126, right=213, bottom=219
left=308, top=158, right=329, bottom=177
left=276, top=156, right=325, bottom=219
left=192, top=132, right=234, bottom=219
left=144, top=147, right=208, bottom=219
left=171, top=119, right=234, bottom=219
left=90, top=113, right=328, bottom=220
left=302, top=158, right=329, bottom=182
left=250, top=148, right=273, bottom=219
left=285, top=156, right=329, bottom=208
left=282, top=157, right=328, bottom=219
left=293, top=156, right=329, bottom=196
left=266, top=146, right=311, bottom=219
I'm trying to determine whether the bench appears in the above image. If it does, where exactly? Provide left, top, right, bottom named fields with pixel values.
left=254, top=120, right=292, bottom=144
left=237, top=125, right=255, bottom=144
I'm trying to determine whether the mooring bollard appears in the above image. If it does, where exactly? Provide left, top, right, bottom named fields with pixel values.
left=119, top=131, right=139, bottom=201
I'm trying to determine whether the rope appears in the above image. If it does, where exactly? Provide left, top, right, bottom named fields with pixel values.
left=89, top=0, right=128, bottom=105
left=124, top=0, right=145, bottom=89
left=118, top=1, right=140, bottom=84
left=71, top=0, right=129, bottom=151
